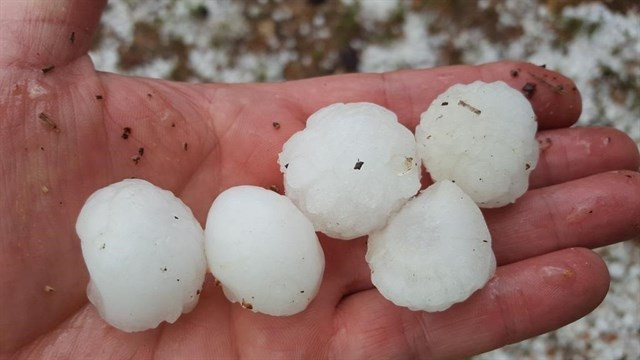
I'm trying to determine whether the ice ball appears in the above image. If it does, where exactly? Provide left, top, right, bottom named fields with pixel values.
left=204, top=186, right=324, bottom=316
left=366, top=180, right=496, bottom=312
left=279, top=102, right=421, bottom=240
left=76, top=179, right=207, bottom=332
left=415, top=81, right=538, bottom=208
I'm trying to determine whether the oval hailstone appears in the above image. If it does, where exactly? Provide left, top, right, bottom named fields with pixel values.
left=366, top=180, right=496, bottom=312
left=279, top=102, right=421, bottom=240
left=205, top=186, right=324, bottom=316
left=76, top=179, right=207, bottom=332
left=415, top=81, right=539, bottom=208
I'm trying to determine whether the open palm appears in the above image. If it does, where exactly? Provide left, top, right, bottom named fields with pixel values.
left=2, top=1, right=639, bottom=358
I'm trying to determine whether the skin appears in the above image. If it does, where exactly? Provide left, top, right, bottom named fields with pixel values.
left=1, top=1, right=639, bottom=358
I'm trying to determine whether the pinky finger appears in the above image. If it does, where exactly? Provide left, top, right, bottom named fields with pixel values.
left=328, top=248, right=610, bottom=359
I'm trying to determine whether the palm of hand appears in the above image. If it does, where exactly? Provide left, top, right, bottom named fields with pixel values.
left=2, top=2, right=640, bottom=359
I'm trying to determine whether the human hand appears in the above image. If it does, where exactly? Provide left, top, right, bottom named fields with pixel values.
left=1, top=1, right=639, bottom=358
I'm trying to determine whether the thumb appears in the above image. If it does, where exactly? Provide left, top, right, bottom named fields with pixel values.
left=0, top=0, right=107, bottom=68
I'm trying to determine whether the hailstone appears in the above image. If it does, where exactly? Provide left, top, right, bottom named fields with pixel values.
left=415, top=81, right=538, bottom=208
left=366, top=180, right=496, bottom=312
left=76, top=179, right=207, bottom=332
left=279, top=102, right=421, bottom=240
left=204, top=186, right=324, bottom=316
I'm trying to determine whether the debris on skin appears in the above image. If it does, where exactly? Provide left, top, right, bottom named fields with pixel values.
left=183, top=142, right=188, bottom=151
left=240, top=298, right=253, bottom=310
left=147, top=93, right=153, bottom=98
left=213, top=278, right=221, bottom=287
left=96, top=95, right=103, bottom=100
left=44, top=285, right=55, bottom=293
left=70, top=31, right=75, bottom=44
left=538, top=137, right=553, bottom=151
left=510, top=69, right=519, bottom=77
left=131, top=155, right=141, bottom=165
left=527, top=72, right=565, bottom=93
left=522, top=82, right=537, bottom=98
left=457, top=100, right=482, bottom=115
left=272, top=121, right=281, bottom=129
left=38, top=112, right=60, bottom=133
left=41, top=185, right=49, bottom=194
left=41, top=65, right=55, bottom=74
left=122, top=127, right=131, bottom=139
left=566, top=205, right=596, bottom=223
left=268, top=184, right=280, bottom=193
left=138, top=147, right=144, bottom=157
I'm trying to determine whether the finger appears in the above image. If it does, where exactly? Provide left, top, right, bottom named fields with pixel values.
left=328, top=248, right=609, bottom=359
left=0, top=0, right=107, bottom=67
left=530, top=127, right=640, bottom=189
left=280, top=61, right=581, bottom=130
left=487, top=170, right=640, bottom=265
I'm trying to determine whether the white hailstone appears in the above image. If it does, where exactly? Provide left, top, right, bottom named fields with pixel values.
left=366, top=180, right=496, bottom=312
left=204, top=186, right=324, bottom=316
left=415, top=81, right=539, bottom=208
left=279, top=102, right=421, bottom=240
left=76, top=179, right=207, bottom=332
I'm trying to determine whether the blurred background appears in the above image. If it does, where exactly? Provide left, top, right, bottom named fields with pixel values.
left=89, top=0, right=639, bottom=358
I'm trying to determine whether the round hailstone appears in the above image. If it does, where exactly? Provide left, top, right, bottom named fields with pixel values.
left=366, top=180, right=496, bottom=312
left=415, top=81, right=538, bottom=208
left=204, top=186, right=324, bottom=316
left=76, top=179, right=207, bottom=332
left=279, top=102, right=421, bottom=240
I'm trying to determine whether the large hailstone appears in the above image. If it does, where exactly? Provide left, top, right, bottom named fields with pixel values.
left=76, top=179, right=207, bottom=332
left=366, top=180, right=496, bottom=312
left=204, top=186, right=324, bottom=316
left=279, top=102, right=421, bottom=240
left=415, top=81, right=539, bottom=208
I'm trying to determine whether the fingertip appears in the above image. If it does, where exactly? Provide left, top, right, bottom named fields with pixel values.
left=559, top=247, right=610, bottom=305
left=599, top=127, right=640, bottom=170
left=478, top=61, right=582, bottom=129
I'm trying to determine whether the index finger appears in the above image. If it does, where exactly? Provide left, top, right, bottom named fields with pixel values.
left=281, top=61, right=582, bottom=130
